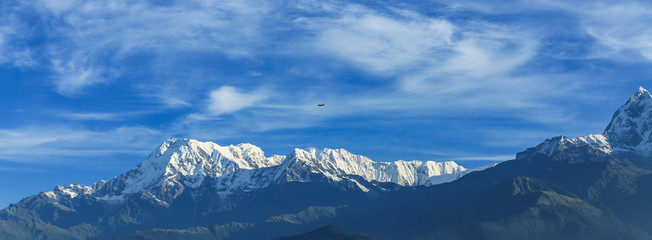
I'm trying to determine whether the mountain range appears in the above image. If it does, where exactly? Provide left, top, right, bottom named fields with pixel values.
left=2, top=87, right=652, bottom=239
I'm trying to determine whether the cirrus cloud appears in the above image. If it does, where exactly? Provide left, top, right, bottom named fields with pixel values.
left=0, top=126, right=165, bottom=163
left=306, top=9, right=455, bottom=73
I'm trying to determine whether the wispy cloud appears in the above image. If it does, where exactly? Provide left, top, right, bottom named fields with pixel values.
left=450, top=0, right=652, bottom=63
left=297, top=4, right=538, bottom=77
left=0, top=166, right=49, bottom=173
left=0, top=12, right=37, bottom=68
left=302, top=6, right=454, bottom=74
left=51, top=58, right=105, bottom=96
left=5, top=0, right=274, bottom=97
left=0, top=126, right=165, bottom=163
left=577, top=2, right=652, bottom=61
left=61, top=112, right=120, bottom=121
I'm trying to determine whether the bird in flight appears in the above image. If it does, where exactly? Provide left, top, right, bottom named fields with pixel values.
left=318, top=103, right=325, bottom=106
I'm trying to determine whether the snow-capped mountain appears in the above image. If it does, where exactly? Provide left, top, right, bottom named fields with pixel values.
left=43, top=139, right=471, bottom=205
left=604, top=86, right=652, bottom=155
left=515, top=134, right=613, bottom=161
left=517, top=87, right=652, bottom=162
left=88, top=139, right=286, bottom=203
left=281, top=147, right=467, bottom=186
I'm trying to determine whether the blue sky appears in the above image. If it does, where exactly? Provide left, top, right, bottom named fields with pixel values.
left=0, top=0, right=651, bottom=208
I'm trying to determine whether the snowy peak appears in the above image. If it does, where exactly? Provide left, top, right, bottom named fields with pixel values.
left=516, top=134, right=612, bottom=161
left=149, top=139, right=282, bottom=178
left=43, top=139, right=481, bottom=206
left=44, top=184, right=94, bottom=200
left=150, top=138, right=281, bottom=172
left=630, top=86, right=652, bottom=103
left=284, top=147, right=374, bottom=173
left=282, top=147, right=376, bottom=182
left=604, top=87, right=652, bottom=155
left=94, top=138, right=284, bottom=200
left=282, top=147, right=467, bottom=186
left=514, top=87, right=652, bottom=161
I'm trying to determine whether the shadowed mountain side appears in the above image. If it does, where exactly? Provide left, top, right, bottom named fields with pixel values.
left=98, top=206, right=347, bottom=240
left=95, top=223, right=253, bottom=240
left=274, top=225, right=384, bottom=240
left=403, top=176, right=647, bottom=240
left=328, top=158, right=652, bottom=239
left=102, top=224, right=384, bottom=240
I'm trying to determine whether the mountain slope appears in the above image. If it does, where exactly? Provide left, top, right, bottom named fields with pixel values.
left=409, top=176, right=648, bottom=240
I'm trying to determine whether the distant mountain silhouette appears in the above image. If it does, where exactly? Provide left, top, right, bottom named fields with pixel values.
left=274, top=225, right=382, bottom=240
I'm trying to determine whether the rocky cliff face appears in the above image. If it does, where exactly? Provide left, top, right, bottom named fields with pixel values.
left=604, top=87, right=652, bottom=155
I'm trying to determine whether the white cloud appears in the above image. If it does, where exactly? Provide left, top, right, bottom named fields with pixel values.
left=300, top=4, right=537, bottom=80
left=441, top=23, right=538, bottom=76
left=308, top=10, right=454, bottom=73
left=207, top=86, right=271, bottom=115
left=160, top=96, right=193, bottom=108
left=5, top=0, right=274, bottom=96
left=61, top=112, right=119, bottom=121
left=51, top=58, right=104, bottom=96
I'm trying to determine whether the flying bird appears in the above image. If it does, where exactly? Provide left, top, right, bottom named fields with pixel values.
left=318, top=103, right=325, bottom=106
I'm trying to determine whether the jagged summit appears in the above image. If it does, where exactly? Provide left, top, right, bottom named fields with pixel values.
left=42, top=139, right=473, bottom=205
left=628, top=86, right=652, bottom=103
left=283, top=147, right=466, bottom=186
left=515, top=134, right=613, bottom=161
left=604, top=86, right=652, bottom=154
left=91, top=139, right=286, bottom=202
